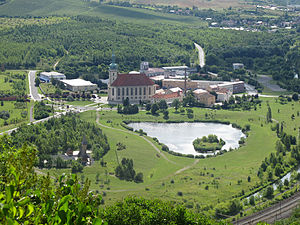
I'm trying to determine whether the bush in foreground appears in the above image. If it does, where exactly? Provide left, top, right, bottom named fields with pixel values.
left=0, top=136, right=221, bottom=224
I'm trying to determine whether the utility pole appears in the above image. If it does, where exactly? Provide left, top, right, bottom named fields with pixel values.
left=184, top=67, right=187, bottom=96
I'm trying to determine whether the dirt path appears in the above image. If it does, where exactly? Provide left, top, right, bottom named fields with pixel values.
left=30, top=104, right=34, bottom=122
left=96, top=112, right=202, bottom=193
left=175, top=159, right=199, bottom=175
left=34, top=168, right=56, bottom=180
left=96, top=112, right=176, bottom=164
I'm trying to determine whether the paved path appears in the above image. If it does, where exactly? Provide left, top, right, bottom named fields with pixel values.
left=28, top=71, right=42, bottom=101
left=257, top=75, right=286, bottom=92
left=194, top=43, right=205, bottom=68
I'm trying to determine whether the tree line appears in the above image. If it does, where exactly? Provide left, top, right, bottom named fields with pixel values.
left=10, top=113, right=110, bottom=168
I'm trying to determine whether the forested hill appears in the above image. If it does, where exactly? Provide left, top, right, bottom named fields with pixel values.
left=0, top=15, right=298, bottom=91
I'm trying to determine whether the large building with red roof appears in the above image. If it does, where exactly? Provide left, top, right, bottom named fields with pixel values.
left=107, top=54, right=156, bottom=104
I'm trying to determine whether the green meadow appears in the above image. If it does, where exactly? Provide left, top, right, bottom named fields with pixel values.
left=45, top=97, right=300, bottom=212
left=0, top=70, right=31, bottom=132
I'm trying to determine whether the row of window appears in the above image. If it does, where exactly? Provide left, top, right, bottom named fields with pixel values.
left=111, top=96, right=147, bottom=101
left=112, top=87, right=152, bottom=97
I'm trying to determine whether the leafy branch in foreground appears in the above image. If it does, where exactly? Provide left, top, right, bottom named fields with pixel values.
left=0, top=135, right=220, bottom=224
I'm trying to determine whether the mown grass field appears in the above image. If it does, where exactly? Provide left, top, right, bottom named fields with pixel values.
left=45, top=97, right=300, bottom=212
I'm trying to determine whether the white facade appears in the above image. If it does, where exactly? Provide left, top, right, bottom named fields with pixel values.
left=61, top=79, right=97, bottom=92
left=233, top=63, right=244, bottom=70
left=40, top=71, right=66, bottom=82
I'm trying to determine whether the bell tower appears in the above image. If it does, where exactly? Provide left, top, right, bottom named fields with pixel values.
left=109, top=52, right=118, bottom=86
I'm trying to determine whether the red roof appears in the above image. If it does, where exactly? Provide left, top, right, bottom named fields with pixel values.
left=152, top=92, right=181, bottom=99
left=111, top=73, right=155, bottom=87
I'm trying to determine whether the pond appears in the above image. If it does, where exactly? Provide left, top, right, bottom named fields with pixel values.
left=128, top=122, right=245, bottom=156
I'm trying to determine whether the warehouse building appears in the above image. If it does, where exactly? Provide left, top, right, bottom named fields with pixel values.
left=61, top=79, right=97, bottom=92
left=39, top=71, right=66, bottom=83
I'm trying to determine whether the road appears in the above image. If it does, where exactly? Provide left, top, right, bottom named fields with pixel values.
left=234, top=191, right=300, bottom=224
left=28, top=70, right=42, bottom=101
left=194, top=43, right=205, bottom=68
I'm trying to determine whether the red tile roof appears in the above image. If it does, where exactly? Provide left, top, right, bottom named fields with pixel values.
left=152, top=92, right=181, bottom=99
left=111, top=73, right=155, bottom=87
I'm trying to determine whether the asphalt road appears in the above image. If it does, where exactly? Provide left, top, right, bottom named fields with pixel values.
left=28, top=70, right=42, bottom=101
left=194, top=43, right=205, bottom=68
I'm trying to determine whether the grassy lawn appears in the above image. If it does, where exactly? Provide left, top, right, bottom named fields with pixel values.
left=66, top=100, right=95, bottom=106
left=0, top=101, right=31, bottom=132
left=40, top=82, right=57, bottom=95
left=0, top=70, right=27, bottom=95
left=0, top=70, right=31, bottom=133
left=44, top=97, right=300, bottom=211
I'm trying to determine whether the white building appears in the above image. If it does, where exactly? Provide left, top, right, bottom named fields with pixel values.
left=40, top=71, right=66, bottom=83
left=61, top=79, right=97, bottom=92
left=216, top=88, right=232, bottom=102
left=233, top=63, right=244, bottom=70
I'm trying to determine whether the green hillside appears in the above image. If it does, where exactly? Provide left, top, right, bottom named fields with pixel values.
left=0, top=0, right=201, bottom=25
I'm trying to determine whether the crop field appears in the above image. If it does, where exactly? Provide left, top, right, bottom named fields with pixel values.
left=44, top=97, right=300, bottom=213
left=107, top=0, right=247, bottom=9
left=0, top=0, right=204, bottom=25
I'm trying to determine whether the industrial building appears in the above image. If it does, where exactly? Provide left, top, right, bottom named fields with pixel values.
left=61, top=79, right=97, bottom=92
left=39, top=71, right=66, bottom=83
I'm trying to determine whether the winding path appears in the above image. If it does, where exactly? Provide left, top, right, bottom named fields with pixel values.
left=96, top=112, right=176, bottom=165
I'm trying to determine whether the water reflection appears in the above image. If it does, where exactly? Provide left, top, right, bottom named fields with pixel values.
left=128, top=122, right=245, bottom=156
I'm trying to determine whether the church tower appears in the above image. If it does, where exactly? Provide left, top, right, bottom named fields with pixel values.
left=108, top=52, right=118, bottom=86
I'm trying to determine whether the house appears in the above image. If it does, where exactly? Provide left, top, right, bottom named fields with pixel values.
left=193, top=89, right=215, bottom=107
left=60, top=79, right=97, bottom=92
left=218, top=81, right=245, bottom=94
left=107, top=54, right=156, bottom=104
left=152, top=91, right=183, bottom=105
left=166, top=87, right=183, bottom=94
left=64, top=136, right=92, bottom=166
left=39, top=71, right=66, bottom=83
left=140, top=62, right=165, bottom=77
left=216, top=88, right=232, bottom=102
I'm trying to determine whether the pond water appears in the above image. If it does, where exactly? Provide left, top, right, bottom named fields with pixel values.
left=247, top=167, right=300, bottom=200
left=128, top=122, right=245, bottom=156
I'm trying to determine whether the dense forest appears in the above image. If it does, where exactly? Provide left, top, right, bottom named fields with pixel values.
left=0, top=15, right=299, bottom=91
left=10, top=113, right=110, bottom=168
